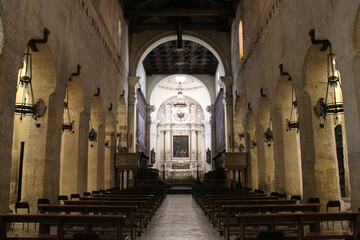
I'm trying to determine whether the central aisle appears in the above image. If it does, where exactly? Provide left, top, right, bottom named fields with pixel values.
left=139, top=194, right=222, bottom=240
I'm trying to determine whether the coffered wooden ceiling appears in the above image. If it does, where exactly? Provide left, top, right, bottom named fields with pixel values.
left=120, top=0, right=237, bottom=75
left=143, top=40, right=219, bottom=75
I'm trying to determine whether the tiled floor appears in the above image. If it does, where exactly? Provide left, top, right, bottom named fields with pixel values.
left=139, top=194, right=222, bottom=240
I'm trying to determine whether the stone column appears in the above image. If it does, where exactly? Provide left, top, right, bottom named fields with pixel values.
left=190, top=128, right=196, bottom=160
left=96, top=124, right=105, bottom=190
left=221, top=76, right=234, bottom=153
left=127, top=77, right=140, bottom=153
left=146, top=105, right=155, bottom=156
left=77, top=110, right=90, bottom=195
left=206, top=105, right=216, bottom=170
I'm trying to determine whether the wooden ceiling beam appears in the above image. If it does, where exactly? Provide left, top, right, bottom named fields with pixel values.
left=129, top=23, right=230, bottom=31
left=124, top=0, right=153, bottom=8
left=125, top=8, right=234, bottom=18
left=206, top=0, right=232, bottom=7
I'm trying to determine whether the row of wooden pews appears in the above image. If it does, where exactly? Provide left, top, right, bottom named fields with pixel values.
left=0, top=185, right=166, bottom=240
left=192, top=184, right=360, bottom=240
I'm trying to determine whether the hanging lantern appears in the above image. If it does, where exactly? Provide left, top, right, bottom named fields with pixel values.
left=286, top=84, right=300, bottom=131
left=89, top=117, right=97, bottom=146
left=314, top=48, right=344, bottom=119
left=14, top=45, right=46, bottom=120
left=62, top=86, right=75, bottom=134
left=264, top=118, right=273, bottom=146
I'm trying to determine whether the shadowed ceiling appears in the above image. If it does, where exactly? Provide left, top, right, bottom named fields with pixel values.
left=121, top=0, right=237, bottom=75
left=143, top=40, right=219, bottom=75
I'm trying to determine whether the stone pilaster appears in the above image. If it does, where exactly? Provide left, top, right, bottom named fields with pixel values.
left=206, top=105, right=216, bottom=170
left=221, top=76, right=234, bottom=153
left=127, top=77, right=140, bottom=153
left=146, top=105, right=155, bottom=156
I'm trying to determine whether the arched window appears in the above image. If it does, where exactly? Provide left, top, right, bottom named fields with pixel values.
left=117, top=20, right=122, bottom=57
left=238, top=20, right=244, bottom=60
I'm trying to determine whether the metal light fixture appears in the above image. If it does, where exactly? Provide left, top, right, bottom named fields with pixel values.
left=314, top=48, right=344, bottom=120
left=264, top=118, right=273, bottom=146
left=89, top=117, right=97, bottom=147
left=173, top=76, right=187, bottom=108
left=14, top=45, right=46, bottom=120
left=62, top=86, right=75, bottom=134
left=286, top=84, right=299, bottom=131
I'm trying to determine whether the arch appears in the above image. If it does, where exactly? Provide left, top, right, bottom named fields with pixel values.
left=274, top=76, right=302, bottom=196
left=59, top=76, right=85, bottom=196
left=87, top=96, right=104, bottom=192
left=10, top=42, right=57, bottom=210
left=150, top=74, right=212, bottom=121
left=302, top=44, right=343, bottom=205
left=257, top=97, right=275, bottom=193
left=133, top=31, right=229, bottom=77
left=246, top=110, right=258, bottom=189
left=105, top=110, right=115, bottom=189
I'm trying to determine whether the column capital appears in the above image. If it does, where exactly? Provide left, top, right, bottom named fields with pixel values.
left=220, top=76, right=234, bottom=89
left=146, top=104, right=156, bottom=113
left=206, top=105, right=215, bottom=113
left=128, top=76, right=141, bottom=88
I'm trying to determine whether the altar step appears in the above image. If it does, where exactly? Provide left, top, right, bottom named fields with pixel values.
left=166, top=186, right=192, bottom=194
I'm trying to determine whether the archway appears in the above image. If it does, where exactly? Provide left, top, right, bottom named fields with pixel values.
left=59, top=75, right=85, bottom=196
left=274, top=77, right=302, bottom=196
left=87, top=96, right=104, bottom=192
left=154, top=94, right=206, bottom=180
left=246, top=110, right=258, bottom=190
left=257, top=98, right=275, bottom=193
left=105, top=110, right=115, bottom=189
left=10, top=43, right=56, bottom=210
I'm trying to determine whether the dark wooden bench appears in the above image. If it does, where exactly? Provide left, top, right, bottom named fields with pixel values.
left=211, top=199, right=297, bottom=227
left=63, top=200, right=151, bottom=226
left=38, top=205, right=140, bottom=239
left=0, top=214, right=129, bottom=240
left=232, top=212, right=360, bottom=240
left=220, top=204, right=321, bottom=240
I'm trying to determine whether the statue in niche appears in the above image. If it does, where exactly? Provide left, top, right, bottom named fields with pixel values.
left=151, top=148, right=155, bottom=164
left=206, top=148, right=211, bottom=163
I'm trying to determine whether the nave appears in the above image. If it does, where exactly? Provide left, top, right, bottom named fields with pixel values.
left=139, top=194, right=220, bottom=240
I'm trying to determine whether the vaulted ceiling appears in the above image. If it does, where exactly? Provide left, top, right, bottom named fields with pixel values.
left=120, top=0, right=237, bottom=75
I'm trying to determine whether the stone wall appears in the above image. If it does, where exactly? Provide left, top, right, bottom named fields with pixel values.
left=232, top=0, right=360, bottom=209
left=0, top=0, right=129, bottom=212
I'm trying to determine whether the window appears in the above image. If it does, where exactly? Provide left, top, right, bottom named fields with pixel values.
left=238, top=20, right=244, bottom=60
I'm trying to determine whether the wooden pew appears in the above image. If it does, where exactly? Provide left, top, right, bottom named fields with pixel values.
left=220, top=204, right=321, bottom=240
left=233, top=212, right=360, bottom=240
left=212, top=199, right=297, bottom=227
left=206, top=196, right=282, bottom=222
left=63, top=200, right=150, bottom=227
left=38, top=205, right=139, bottom=239
left=0, top=214, right=129, bottom=240
left=79, top=196, right=155, bottom=217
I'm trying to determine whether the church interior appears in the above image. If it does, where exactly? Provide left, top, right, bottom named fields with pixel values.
left=0, top=0, right=360, bottom=239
